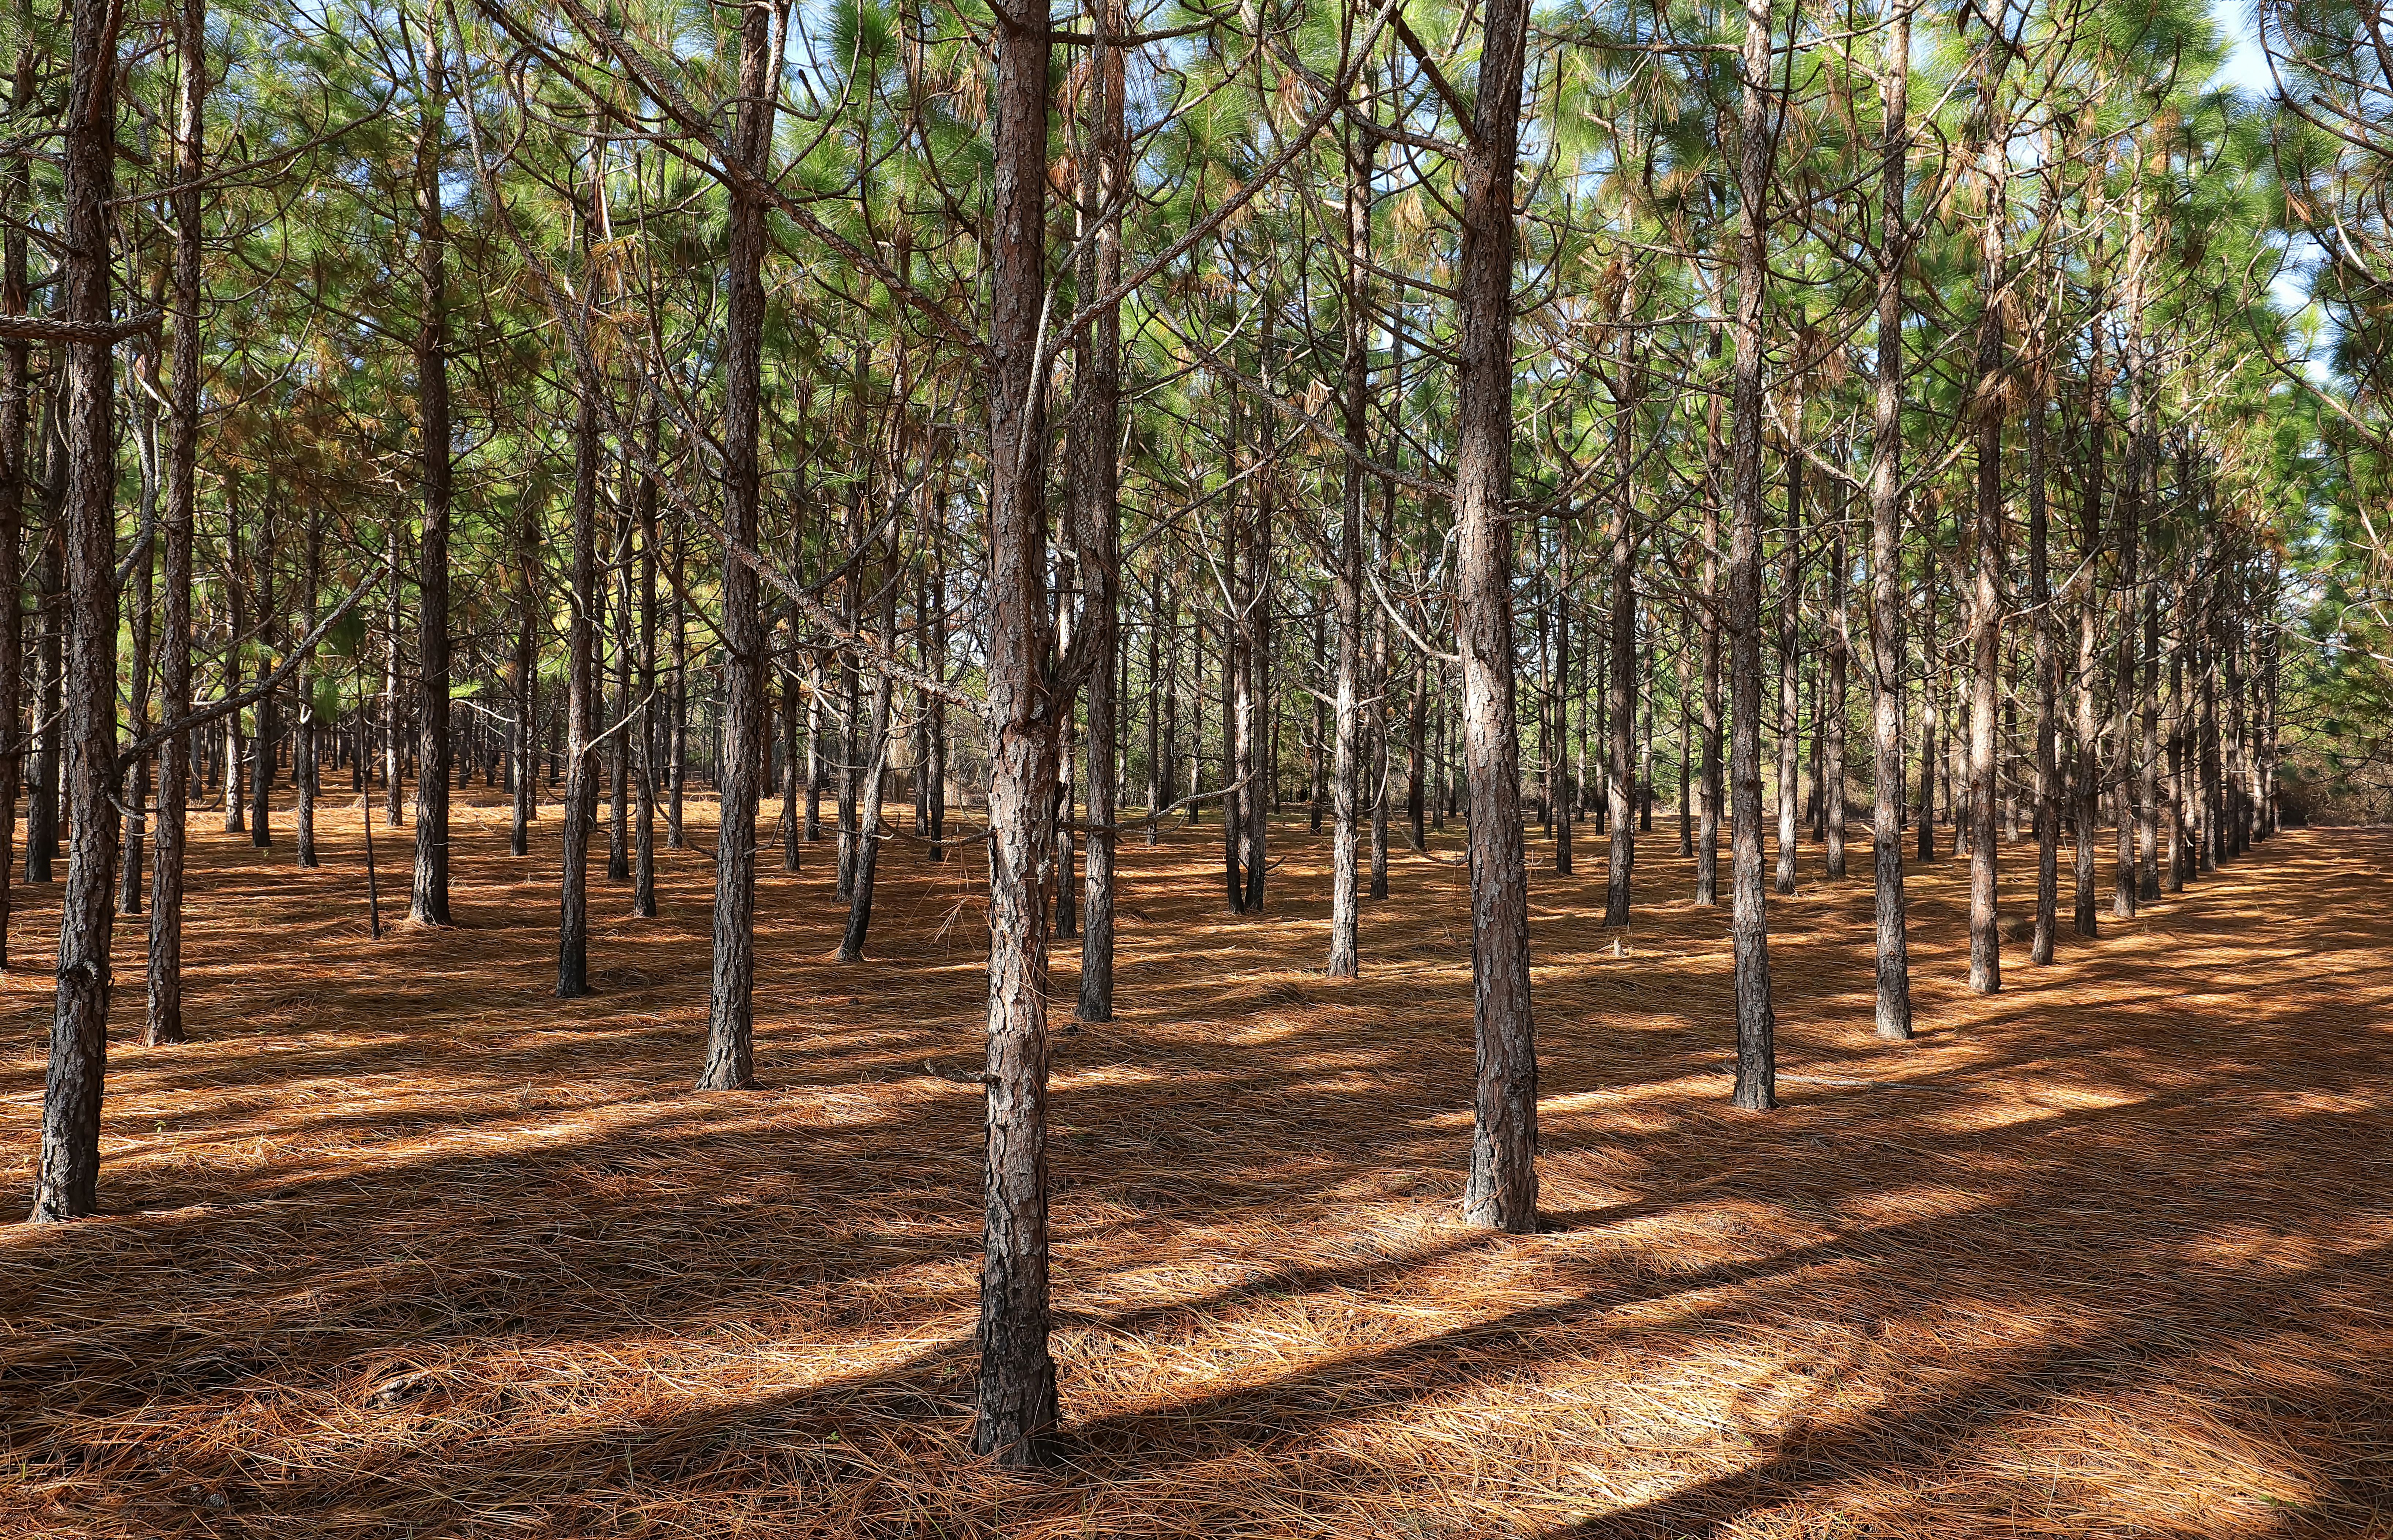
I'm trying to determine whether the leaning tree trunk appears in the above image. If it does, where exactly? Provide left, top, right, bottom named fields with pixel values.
left=31, top=0, right=120, bottom=1222
left=1725, top=0, right=1776, bottom=1110
left=696, top=0, right=779, bottom=1090
left=1456, top=0, right=1539, bottom=1232
left=974, top=0, right=1061, bottom=1466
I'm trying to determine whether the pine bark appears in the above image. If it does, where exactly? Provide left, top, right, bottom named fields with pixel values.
left=974, top=0, right=1061, bottom=1462
left=31, top=0, right=120, bottom=1221
left=1726, top=0, right=1777, bottom=1109
left=409, top=39, right=452, bottom=926
left=1456, top=0, right=1539, bottom=1231
left=697, top=0, right=780, bottom=1089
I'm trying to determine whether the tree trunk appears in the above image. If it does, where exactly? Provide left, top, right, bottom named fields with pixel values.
left=1967, top=167, right=2005, bottom=994
left=1456, top=0, right=1539, bottom=1232
left=633, top=407, right=659, bottom=916
left=1775, top=425, right=1802, bottom=896
left=409, top=37, right=452, bottom=926
left=556, top=388, right=600, bottom=999
left=1726, top=0, right=1777, bottom=1109
left=1075, top=0, right=1124, bottom=1017
left=697, top=0, right=781, bottom=1089
left=0, top=31, right=26, bottom=973
left=296, top=502, right=321, bottom=869
left=31, top=0, right=120, bottom=1222
left=1605, top=424, right=1636, bottom=926
left=973, top=0, right=1061, bottom=1466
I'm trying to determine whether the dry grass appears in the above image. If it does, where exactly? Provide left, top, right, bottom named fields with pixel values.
left=1, top=784, right=2389, bottom=1537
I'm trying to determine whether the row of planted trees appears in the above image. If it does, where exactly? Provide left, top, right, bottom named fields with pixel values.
left=8, top=0, right=2378, bottom=1469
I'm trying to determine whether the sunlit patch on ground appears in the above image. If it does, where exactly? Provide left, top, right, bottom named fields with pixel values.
left=1, top=792, right=2388, bottom=1536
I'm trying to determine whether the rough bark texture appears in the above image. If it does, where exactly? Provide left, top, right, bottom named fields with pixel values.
left=1456, top=0, right=1539, bottom=1233
left=1726, top=0, right=1776, bottom=1110
left=556, top=390, right=599, bottom=1000
left=409, top=46, right=452, bottom=928
left=1967, top=172, right=2005, bottom=995
left=0, top=29, right=32, bottom=978
left=1605, top=452, right=1636, bottom=928
left=1075, top=2, right=1124, bottom=1019
left=974, top=0, right=1060, bottom=1465
left=32, top=0, right=119, bottom=1222
left=1327, top=108, right=1369, bottom=980
left=697, top=1, right=779, bottom=1090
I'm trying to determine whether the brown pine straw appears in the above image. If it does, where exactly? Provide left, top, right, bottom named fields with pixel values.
left=2, top=792, right=2389, bottom=1537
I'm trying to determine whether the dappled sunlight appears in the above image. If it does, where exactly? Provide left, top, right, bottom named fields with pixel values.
left=1, top=794, right=2388, bottom=1535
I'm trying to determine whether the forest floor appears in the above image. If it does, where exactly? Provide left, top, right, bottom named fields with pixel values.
left=1, top=789, right=2389, bottom=1538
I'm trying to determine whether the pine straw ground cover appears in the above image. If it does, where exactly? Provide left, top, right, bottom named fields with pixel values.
left=1, top=791, right=2390, bottom=1540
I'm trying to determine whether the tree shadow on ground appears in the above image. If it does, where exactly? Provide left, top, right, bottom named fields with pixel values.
left=0, top=796, right=2386, bottom=1537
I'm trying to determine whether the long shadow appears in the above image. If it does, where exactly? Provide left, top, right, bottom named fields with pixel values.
left=0, top=814, right=2386, bottom=1534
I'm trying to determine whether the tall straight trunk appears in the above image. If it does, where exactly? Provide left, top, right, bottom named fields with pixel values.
left=1676, top=619, right=1693, bottom=856
left=119, top=385, right=156, bottom=915
left=250, top=498, right=275, bottom=847
left=1915, top=553, right=1937, bottom=863
left=1241, top=468, right=1269, bottom=914
left=632, top=407, right=658, bottom=915
left=0, top=29, right=26, bottom=973
left=383, top=521, right=402, bottom=826
left=2139, top=566, right=2161, bottom=896
left=1725, top=0, right=1777, bottom=1110
left=1053, top=557, right=1078, bottom=938
left=211, top=484, right=236, bottom=843
left=1554, top=529, right=1574, bottom=875
left=296, top=503, right=321, bottom=868
left=609, top=502, right=632, bottom=881
left=510, top=484, right=537, bottom=855
left=1775, top=423, right=1803, bottom=895
left=2030, top=361, right=2058, bottom=963
left=409, top=36, right=452, bottom=926
left=780, top=608, right=802, bottom=867
left=1076, top=1, right=1123, bottom=1016
left=2167, top=554, right=2187, bottom=890
left=838, top=575, right=897, bottom=962
left=697, top=0, right=780, bottom=1089
left=2113, top=210, right=2147, bottom=918
left=805, top=652, right=824, bottom=840
left=1221, top=512, right=1244, bottom=906
left=31, top=0, right=120, bottom=1222
left=1143, top=577, right=1161, bottom=842
left=1967, top=167, right=2005, bottom=994
left=2073, top=312, right=2104, bottom=935
left=556, top=389, right=600, bottom=998
left=1407, top=649, right=1427, bottom=850
left=1456, top=0, right=1538, bottom=1231
left=1327, top=106, right=1370, bottom=978
left=975, top=0, right=1061, bottom=1465
left=927, top=528, right=949, bottom=856
left=1697, top=484, right=1723, bottom=906
left=1824, top=480, right=1849, bottom=880
left=1605, top=424, right=1636, bottom=926
left=668, top=531, right=687, bottom=847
